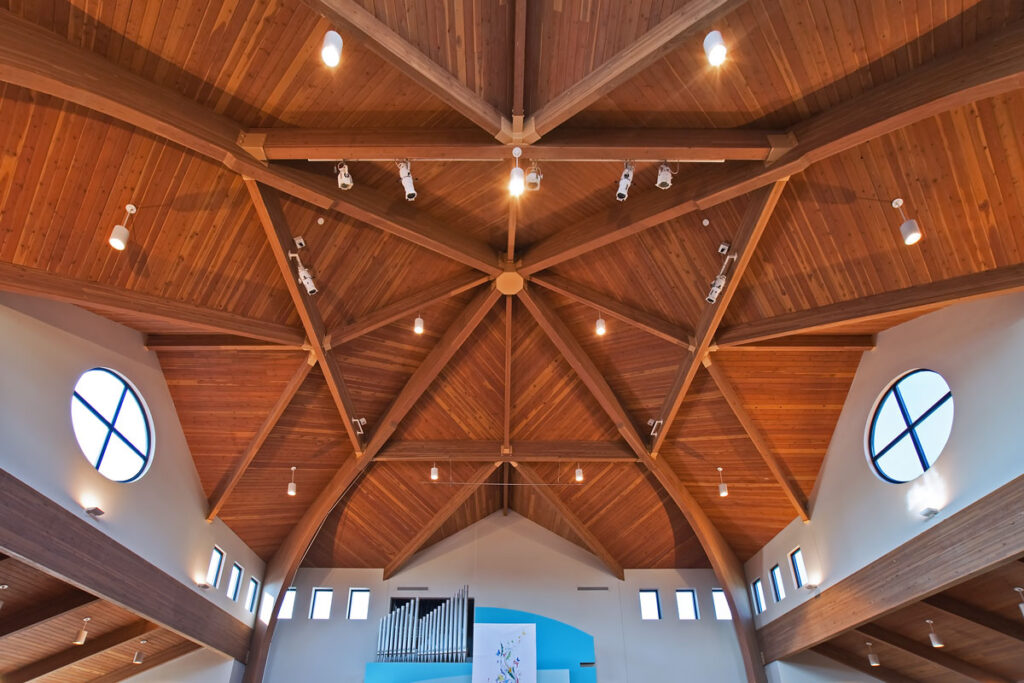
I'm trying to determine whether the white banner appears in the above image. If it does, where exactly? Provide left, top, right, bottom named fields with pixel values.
left=471, top=623, right=537, bottom=683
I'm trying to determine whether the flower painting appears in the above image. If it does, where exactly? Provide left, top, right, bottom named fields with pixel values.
left=472, top=623, right=537, bottom=683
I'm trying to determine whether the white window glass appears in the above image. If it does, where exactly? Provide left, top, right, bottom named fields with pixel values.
left=97, top=434, right=145, bottom=482
left=348, top=588, right=370, bottom=620
left=752, top=579, right=766, bottom=614
left=638, top=589, right=661, bottom=620
left=790, top=548, right=807, bottom=588
left=70, top=368, right=152, bottom=482
left=897, top=370, right=951, bottom=421
left=206, top=547, right=224, bottom=588
left=226, top=563, right=243, bottom=601
left=871, top=393, right=906, bottom=451
left=279, top=587, right=296, bottom=619
left=869, top=370, right=953, bottom=483
left=770, top=565, right=786, bottom=602
left=876, top=435, right=925, bottom=482
left=915, top=401, right=954, bottom=467
left=711, top=589, right=732, bottom=620
left=310, top=588, right=334, bottom=620
left=675, top=589, right=699, bottom=620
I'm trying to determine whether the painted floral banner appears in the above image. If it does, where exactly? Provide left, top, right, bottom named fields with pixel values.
left=472, top=623, right=537, bottom=683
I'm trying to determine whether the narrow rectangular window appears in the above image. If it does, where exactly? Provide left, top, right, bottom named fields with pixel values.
left=770, top=565, right=786, bottom=602
left=246, top=578, right=260, bottom=613
left=348, top=588, right=370, bottom=620
left=226, top=563, right=243, bottom=601
left=675, top=589, right=699, bottom=620
left=790, top=547, right=808, bottom=588
left=205, top=547, right=224, bottom=588
left=310, top=588, right=334, bottom=620
left=278, top=587, right=297, bottom=620
left=751, top=579, right=767, bottom=614
left=711, top=589, right=732, bottom=620
left=638, top=589, right=661, bottom=620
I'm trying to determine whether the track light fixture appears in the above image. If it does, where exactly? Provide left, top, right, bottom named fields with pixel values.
left=287, top=466, right=297, bottom=497
left=891, top=197, right=922, bottom=245
left=925, top=619, right=944, bottom=648
left=707, top=242, right=737, bottom=304
left=509, top=146, right=525, bottom=197
left=430, top=464, right=439, bottom=481
left=109, top=203, right=136, bottom=251
left=656, top=163, right=674, bottom=190
left=335, top=161, right=353, bottom=190
left=133, top=639, right=148, bottom=664
left=352, top=417, right=367, bottom=435
left=321, top=30, right=343, bottom=67
left=703, top=30, right=727, bottom=67
left=1015, top=587, right=1024, bottom=619
left=525, top=163, right=543, bottom=192
left=397, top=160, right=417, bottom=201
left=74, top=617, right=91, bottom=646
left=595, top=315, right=606, bottom=336
left=575, top=465, right=584, bottom=483
left=865, top=641, right=879, bottom=667
left=717, top=467, right=728, bottom=497
left=288, top=237, right=318, bottom=295
left=616, top=162, right=635, bottom=201
left=414, top=314, right=425, bottom=335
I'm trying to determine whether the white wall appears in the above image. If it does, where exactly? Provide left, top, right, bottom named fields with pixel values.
left=0, top=293, right=264, bottom=623
left=124, top=648, right=245, bottom=683
left=745, top=292, right=1024, bottom=625
left=766, top=651, right=880, bottom=683
left=266, top=512, right=747, bottom=683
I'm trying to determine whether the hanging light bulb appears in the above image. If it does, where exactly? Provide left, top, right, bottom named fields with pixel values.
left=575, top=465, right=584, bottom=483
left=109, top=203, right=136, bottom=251
left=718, top=467, right=728, bottom=497
left=925, top=619, right=944, bottom=648
left=287, top=466, right=297, bottom=497
left=1014, top=587, right=1024, bottom=619
left=133, top=639, right=148, bottom=664
left=703, top=30, right=727, bottom=67
left=74, top=617, right=91, bottom=645
left=430, top=464, right=439, bottom=481
left=321, top=30, right=343, bottom=67
left=866, top=641, right=880, bottom=667
left=595, top=315, right=606, bottom=336
left=414, top=315, right=425, bottom=335
left=509, top=146, right=525, bottom=197
left=891, top=197, right=922, bottom=245
left=0, top=583, right=8, bottom=613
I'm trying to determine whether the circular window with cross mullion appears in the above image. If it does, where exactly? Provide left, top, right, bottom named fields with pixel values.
left=868, top=369, right=954, bottom=483
left=70, top=368, right=153, bottom=482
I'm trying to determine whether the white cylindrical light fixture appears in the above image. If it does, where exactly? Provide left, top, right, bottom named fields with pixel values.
left=109, top=203, right=136, bottom=251
left=1015, top=588, right=1024, bottom=619
left=430, top=464, right=439, bottom=481
left=718, top=466, right=728, bottom=497
left=321, top=30, right=343, bottom=67
left=133, top=640, right=147, bottom=664
left=575, top=466, right=584, bottom=483
left=595, top=316, right=606, bottom=336
left=926, top=619, right=944, bottom=648
left=287, top=466, right=297, bottom=497
left=703, top=30, right=727, bottom=66
left=0, top=583, right=7, bottom=612
left=414, top=315, right=425, bottom=335
left=900, top=218, right=922, bottom=245
left=74, top=617, right=91, bottom=645
left=509, top=166, right=525, bottom=197
left=866, top=642, right=879, bottom=667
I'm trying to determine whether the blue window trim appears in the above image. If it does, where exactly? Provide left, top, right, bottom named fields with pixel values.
left=790, top=548, right=806, bottom=589
left=209, top=547, right=225, bottom=588
left=72, top=368, right=152, bottom=481
left=310, top=587, right=334, bottom=619
left=751, top=579, right=766, bottom=614
left=770, top=565, right=785, bottom=602
left=227, top=563, right=243, bottom=601
left=869, top=369, right=952, bottom=483
left=638, top=589, right=662, bottom=620
left=675, top=588, right=699, bottom=620
left=246, top=578, right=260, bottom=613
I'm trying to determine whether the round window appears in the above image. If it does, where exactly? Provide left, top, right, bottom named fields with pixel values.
left=70, top=368, right=153, bottom=482
left=868, top=369, right=953, bottom=483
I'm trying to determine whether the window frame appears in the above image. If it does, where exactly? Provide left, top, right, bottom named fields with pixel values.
left=711, top=589, right=732, bottom=621
left=638, top=589, right=662, bottom=621
left=770, top=565, right=786, bottom=602
left=246, top=578, right=260, bottom=614
left=790, top=548, right=807, bottom=589
left=70, top=367, right=154, bottom=482
left=278, top=587, right=297, bottom=620
left=310, top=587, right=334, bottom=620
left=347, top=588, right=371, bottom=620
left=675, top=588, right=700, bottom=620
left=226, top=563, right=243, bottom=601
left=751, top=579, right=767, bottom=615
left=206, top=546, right=225, bottom=588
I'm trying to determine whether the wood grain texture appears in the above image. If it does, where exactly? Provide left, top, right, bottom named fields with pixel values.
left=0, top=589, right=98, bottom=639
left=855, top=623, right=1009, bottom=683
left=88, top=641, right=202, bottom=683
left=813, top=643, right=919, bottom=683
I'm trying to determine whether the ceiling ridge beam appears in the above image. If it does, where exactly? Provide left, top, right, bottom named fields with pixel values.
left=0, top=261, right=305, bottom=345
left=515, top=285, right=767, bottom=683
left=715, top=263, right=1024, bottom=347
left=302, top=0, right=511, bottom=141
left=3, top=620, right=160, bottom=683
left=522, top=0, right=743, bottom=142
left=144, top=334, right=309, bottom=352
left=812, top=643, right=920, bottom=683
left=651, top=180, right=787, bottom=456
left=921, top=594, right=1024, bottom=644
left=702, top=356, right=809, bottom=521
left=245, top=180, right=365, bottom=457
left=511, top=0, right=527, bottom=135
left=383, top=462, right=501, bottom=579
left=530, top=273, right=695, bottom=349
left=0, top=589, right=99, bottom=639
left=855, top=624, right=1010, bottom=683
left=514, top=462, right=624, bottom=580
left=88, top=641, right=201, bottom=683
left=327, top=272, right=490, bottom=346
left=518, top=20, right=1024, bottom=275
left=0, top=9, right=500, bottom=274
left=711, top=334, right=876, bottom=352
left=205, top=355, right=316, bottom=521
left=503, top=297, right=513, bottom=455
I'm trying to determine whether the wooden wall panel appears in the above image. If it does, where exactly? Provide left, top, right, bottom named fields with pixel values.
left=422, top=480, right=503, bottom=551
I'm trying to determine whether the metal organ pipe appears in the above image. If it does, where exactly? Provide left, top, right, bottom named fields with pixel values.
left=375, top=587, right=470, bottom=663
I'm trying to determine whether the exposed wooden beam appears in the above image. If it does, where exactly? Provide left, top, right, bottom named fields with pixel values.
left=245, top=180, right=365, bottom=457
left=519, top=21, right=1024, bottom=274
left=812, top=643, right=920, bottom=683
left=702, top=356, right=809, bottom=521
left=89, top=641, right=202, bottom=683
left=514, top=463, right=625, bottom=580
left=0, top=589, right=99, bottom=639
left=502, top=463, right=510, bottom=517
left=375, top=440, right=639, bottom=462
left=0, top=469, right=251, bottom=660
left=711, top=334, right=876, bottom=352
left=651, top=181, right=787, bottom=456
left=855, top=624, right=1010, bottom=683
left=239, top=127, right=783, bottom=162
left=503, top=297, right=513, bottom=455
left=759, top=474, right=1024, bottom=663
left=327, top=272, right=490, bottom=346
left=0, top=10, right=501, bottom=275
left=0, top=261, right=304, bottom=346
left=301, top=0, right=510, bottom=140
left=206, top=356, right=316, bottom=521
left=921, top=594, right=1024, bottom=644
left=507, top=200, right=518, bottom=260
left=716, top=264, right=1024, bottom=347
left=511, top=0, right=528, bottom=134
left=530, top=273, right=694, bottom=349
left=516, top=286, right=766, bottom=683
left=522, top=0, right=742, bottom=141
left=4, top=620, right=160, bottom=683
left=144, top=334, right=307, bottom=352
left=383, top=462, right=500, bottom=579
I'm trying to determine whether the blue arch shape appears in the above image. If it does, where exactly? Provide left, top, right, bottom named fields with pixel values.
left=475, top=608, right=595, bottom=683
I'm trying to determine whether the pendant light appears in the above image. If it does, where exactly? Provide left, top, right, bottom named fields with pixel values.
left=717, top=467, right=728, bottom=497
left=925, top=619, right=944, bottom=648
left=133, top=639, right=148, bottom=664
left=414, top=314, right=425, bottom=335
left=287, top=466, right=297, bottom=497
left=865, top=641, right=880, bottom=667
left=595, top=315, right=606, bottom=336
left=0, top=583, right=8, bottom=612
left=430, top=463, right=439, bottom=481
left=703, top=30, right=727, bottom=66
left=575, top=464, right=584, bottom=483
left=891, top=197, right=922, bottom=245
left=74, top=617, right=91, bottom=645
left=509, top=147, right=525, bottom=197
left=1015, top=587, right=1024, bottom=619
left=321, top=30, right=343, bottom=67
left=109, top=204, right=136, bottom=251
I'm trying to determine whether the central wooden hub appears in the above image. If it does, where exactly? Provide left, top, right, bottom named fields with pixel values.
left=495, top=270, right=525, bottom=295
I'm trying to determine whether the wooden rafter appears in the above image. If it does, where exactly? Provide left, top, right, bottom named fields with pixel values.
left=511, top=0, right=528, bottom=135
left=0, top=9, right=501, bottom=275
left=205, top=355, right=316, bottom=521
left=518, top=21, right=1024, bottom=274
left=711, top=335, right=876, bottom=352
left=375, top=441, right=638, bottom=462
left=245, top=180, right=365, bottom=457
left=0, top=589, right=99, bottom=639
left=855, top=624, right=1010, bottom=682
left=144, top=334, right=307, bottom=352
left=383, top=462, right=500, bottom=579
left=503, top=297, right=513, bottom=454
left=326, top=272, right=490, bottom=346
left=716, top=263, right=1024, bottom=347
left=516, top=285, right=767, bottom=683
left=514, top=463, right=624, bottom=580
left=506, top=200, right=519, bottom=261
left=522, top=0, right=743, bottom=142
left=302, top=0, right=510, bottom=140
left=922, top=594, right=1024, bottom=644
left=89, top=641, right=201, bottom=683
left=0, top=261, right=304, bottom=345
left=702, top=356, right=810, bottom=521
left=812, top=643, right=918, bottom=683
left=651, top=180, right=788, bottom=456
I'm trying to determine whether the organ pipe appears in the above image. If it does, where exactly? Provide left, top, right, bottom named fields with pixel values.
left=375, top=587, right=470, bottom=663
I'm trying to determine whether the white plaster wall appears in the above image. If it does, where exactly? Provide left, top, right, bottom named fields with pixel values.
left=266, top=512, right=747, bottom=683
left=766, top=651, right=880, bottom=683
left=0, top=293, right=264, bottom=623
left=745, top=292, right=1024, bottom=625
left=123, top=648, right=245, bottom=683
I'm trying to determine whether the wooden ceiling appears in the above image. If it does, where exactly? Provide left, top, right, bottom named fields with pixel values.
left=2, top=0, right=1024, bottom=678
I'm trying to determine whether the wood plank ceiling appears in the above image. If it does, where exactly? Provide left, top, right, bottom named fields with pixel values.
left=1, top=0, right=1023, bottom=662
